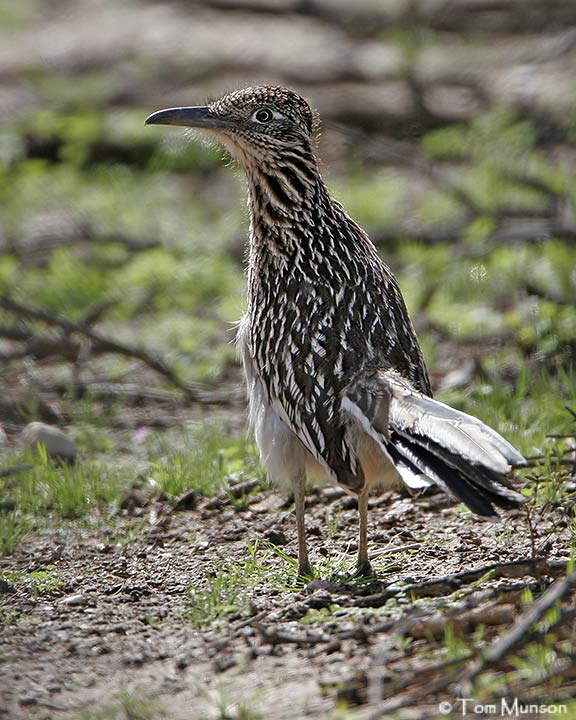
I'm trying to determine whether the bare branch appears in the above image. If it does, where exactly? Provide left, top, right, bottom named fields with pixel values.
left=0, top=295, right=223, bottom=403
left=466, top=568, right=576, bottom=681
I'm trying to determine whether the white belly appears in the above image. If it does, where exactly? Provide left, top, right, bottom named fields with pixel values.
left=236, top=315, right=399, bottom=494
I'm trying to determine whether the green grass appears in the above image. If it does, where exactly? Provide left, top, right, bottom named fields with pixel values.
left=437, top=366, right=576, bottom=457
left=182, top=541, right=297, bottom=628
left=1, top=449, right=123, bottom=521
left=149, top=426, right=260, bottom=499
left=0, top=425, right=262, bottom=556
left=27, top=567, right=67, bottom=598
left=78, top=686, right=164, bottom=720
left=0, top=511, right=33, bottom=555
left=182, top=536, right=411, bottom=630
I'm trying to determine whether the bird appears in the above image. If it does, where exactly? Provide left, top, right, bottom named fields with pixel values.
left=146, top=86, right=527, bottom=577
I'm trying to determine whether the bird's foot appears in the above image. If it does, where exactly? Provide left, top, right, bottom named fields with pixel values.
left=297, top=560, right=314, bottom=581
left=355, top=559, right=376, bottom=579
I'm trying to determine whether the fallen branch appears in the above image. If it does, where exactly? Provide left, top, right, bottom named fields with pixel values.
left=203, top=479, right=262, bottom=510
left=254, top=622, right=330, bottom=646
left=0, top=295, right=225, bottom=404
left=359, top=569, right=576, bottom=718
left=466, top=568, right=576, bottom=682
left=347, top=557, right=568, bottom=608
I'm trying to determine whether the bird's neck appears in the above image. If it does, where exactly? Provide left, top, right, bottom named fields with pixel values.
left=244, top=149, right=328, bottom=253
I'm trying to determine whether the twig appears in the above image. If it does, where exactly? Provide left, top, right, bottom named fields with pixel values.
left=203, top=479, right=262, bottom=510
left=371, top=543, right=421, bottom=557
left=254, top=622, right=329, bottom=646
left=346, top=558, right=567, bottom=608
left=0, top=295, right=213, bottom=402
left=230, top=610, right=269, bottom=633
left=466, top=569, right=576, bottom=681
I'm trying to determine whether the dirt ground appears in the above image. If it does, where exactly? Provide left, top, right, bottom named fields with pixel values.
left=1, top=468, right=573, bottom=720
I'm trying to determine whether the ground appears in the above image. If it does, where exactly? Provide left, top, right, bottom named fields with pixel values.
left=1, top=439, right=575, bottom=719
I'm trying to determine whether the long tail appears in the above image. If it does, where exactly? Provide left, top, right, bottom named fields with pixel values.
left=343, top=371, right=527, bottom=517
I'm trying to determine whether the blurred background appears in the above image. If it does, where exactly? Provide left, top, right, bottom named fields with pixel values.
left=1, top=0, right=575, bottom=444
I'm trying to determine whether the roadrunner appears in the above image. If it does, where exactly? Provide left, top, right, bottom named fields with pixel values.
left=146, top=86, right=527, bottom=576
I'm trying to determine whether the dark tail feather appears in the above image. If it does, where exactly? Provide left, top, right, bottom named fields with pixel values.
left=388, top=431, right=526, bottom=517
left=344, top=369, right=527, bottom=516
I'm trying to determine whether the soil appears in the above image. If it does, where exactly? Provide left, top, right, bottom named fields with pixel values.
left=0, top=474, right=572, bottom=719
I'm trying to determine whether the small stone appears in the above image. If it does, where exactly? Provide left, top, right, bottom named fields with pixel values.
left=20, top=422, right=76, bottom=463
left=59, top=593, right=87, bottom=607
left=306, top=590, right=333, bottom=609
left=265, top=529, right=288, bottom=546
left=0, top=578, right=14, bottom=594
left=173, top=490, right=197, bottom=511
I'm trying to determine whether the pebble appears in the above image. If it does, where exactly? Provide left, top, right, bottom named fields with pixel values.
left=20, top=422, right=76, bottom=463
left=265, top=529, right=288, bottom=546
left=59, top=593, right=87, bottom=607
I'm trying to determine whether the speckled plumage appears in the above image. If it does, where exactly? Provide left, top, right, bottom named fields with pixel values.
left=146, top=86, right=527, bottom=575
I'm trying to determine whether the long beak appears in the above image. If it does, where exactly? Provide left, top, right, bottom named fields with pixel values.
left=145, top=105, right=223, bottom=129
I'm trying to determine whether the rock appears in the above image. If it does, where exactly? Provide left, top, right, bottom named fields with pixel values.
left=20, top=422, right=76, bottom=463
left=265, top=529, right=288, bottom=546
left=172, top=489, right=197, bottom=511
left=0, top=578, right=15, bottom=594
left=58, top=593, right=87, bottom=606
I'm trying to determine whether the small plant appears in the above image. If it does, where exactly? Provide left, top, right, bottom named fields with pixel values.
left=325, top=508, right=342, bottom=538
left=394, top=634, right=414, bottom=654
left=184, top=569, right=242, bottom=628
left=508, top=638, right=561, bottom=684
left=78, top=686, right=163, bottom=720
left=27, top=567, right=66, bottom=598
left=0, top=510, right=32, bottom=555
left=115, top=687, right=162, bottom=720
left=183, top=540, right=299, bottom=627
left=443, top=622, right=471, bottom=661
left=0, top=603, right=21, bottom=625
left=198, top=683, right=263, bottom=720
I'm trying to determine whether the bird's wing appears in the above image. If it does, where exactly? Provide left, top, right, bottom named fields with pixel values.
left=342, top=369, right=527, bottom=516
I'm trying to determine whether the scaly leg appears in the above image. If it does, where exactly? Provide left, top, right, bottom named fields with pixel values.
left=357, top=489, right=374, bottom=576
left=293, top=470, right=312, bottom=577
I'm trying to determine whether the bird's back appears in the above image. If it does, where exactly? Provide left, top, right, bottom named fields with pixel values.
left=244, top=178, right=432, bottom=489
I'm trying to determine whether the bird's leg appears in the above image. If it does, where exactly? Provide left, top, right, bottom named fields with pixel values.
left=356, top=489, right=374, bottom=577
left=293, top=470, right=312, bottom=578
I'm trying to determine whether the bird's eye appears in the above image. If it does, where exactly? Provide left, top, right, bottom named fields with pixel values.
left=252, top=108, right=274, bottom=124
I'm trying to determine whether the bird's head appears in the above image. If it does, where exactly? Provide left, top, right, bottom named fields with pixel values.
left=145, top=85, right=316, bottom=168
